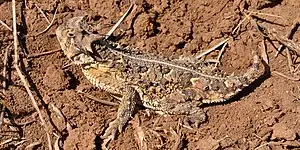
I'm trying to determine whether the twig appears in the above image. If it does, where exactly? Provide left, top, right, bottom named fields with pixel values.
left=105, top=3, right=134, bottom=39
left=50, top=103, right=73, bottom=133
left=66, top=122, right=72, bottom=133
left=61, top=61, right=75, bottom=69
left=295, top=64, right=300, bottom=73
left=0, top=20, right=12, bottom=31
left=0, top=133, right=16, bottom=136
left=181, top=123, right=193, bottom=130
left=133, top=115, right=147, bottom=150
left=244, top=10, right=283, bottom=19
left=205, top=59, right=220, bottom=63
left=275, top=20, right=299, bottom=57
left=254, top=142, right=272, bottom=150
left=214, top=41, right=228, bottom=67
left=148, top=129, right=164, bottom=147
left=267, top=29, right=300, bottom=56
left=249, top=17, right=266, bottom=37
left=3, top=117, right=35, bottom=126
left=35, top=3, right=51, bottom=24
left=14, top=39, right=53, bottom=150
left=24, top=0, right=29, bottom=9
left=53, top=132, right=61, bottom=150
left=286, top=47, right=294, bottom=73
left=27, top=48, right=61, bottom=58
left=211, top=135, right=230, bottom=149
left=232, top=11, right=253, bottom=35
left=25, top=141, right=42, bottom=150
left=254, top=141, right=300, bottom=150
left=3, top=118, right=19, bottom=131
left=31, top=7, right=58, bottom=37
left=259, top=39, right=269, bottom=64
left=2, top=44, right=12, bottom=92
left=50, top=104, right=66, bottom=121
left=170, top=127, right=183, bottom=150
left=272, top=71, right=300, bottom=81
left=12, top=0, right=19, bottom=63
left=0, top=105, right=5, bottom=131
left=196, top=38, right=229, bottom=59
left=0, top=137, right=25, bottom=146
left=288, top=89, right=300, bottom=101
left=14, top=140, right=27, bottom=147
left=12, top=0, right=52, bottom=149
left=76, top=90, right=118, bottom=106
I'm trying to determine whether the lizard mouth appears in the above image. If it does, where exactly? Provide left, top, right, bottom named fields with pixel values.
left=71, top=53, right=95, bottom=65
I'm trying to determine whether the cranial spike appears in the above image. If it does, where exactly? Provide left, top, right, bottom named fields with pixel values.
left=202, top=100, right=211, bottom=103
left=190, top=78, right=201, bottom=85
left=116, top=44, right=122, bottom=48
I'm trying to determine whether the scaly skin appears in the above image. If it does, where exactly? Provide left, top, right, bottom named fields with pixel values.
left=56, top=16, right=263, bottom=143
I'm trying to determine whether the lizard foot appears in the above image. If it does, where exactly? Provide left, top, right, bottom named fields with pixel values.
left=183, top=111, right=207, bottom=128
left=101, top=119, right=124, bottom=149
left=101, top=119, right=123, bottom=140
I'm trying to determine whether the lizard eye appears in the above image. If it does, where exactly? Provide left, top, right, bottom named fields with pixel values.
left=203, top=86, right=209, bottom=91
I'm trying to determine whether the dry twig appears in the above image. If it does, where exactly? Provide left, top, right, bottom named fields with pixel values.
left=275, top=20, right=299, bottom=57
left=254, top=141, right=300, bottom=150
left=27, top=48, right=61, bottom=58
left=295, top=64, right=300, bottom=73
left=3, top=117, right=36, bottom=126
left=196, top=38, right=229, bottom=59
left=12, top=0, right=52, bottom=149
left=245, top=10, right=283, bottom=19
left=76, top=90, right=118, bottom=106
left=232, top=11, right=253, bottom=35
left=133, top=115, right=147, bottom=150
left=2, top=43, right=12, bottom=92
left=286, top=47, right=294, bottom=73
left=214, top=41, right=228, bottom=67
left=259, top=39, right=269, bottom=64
left=260, top=40, right=269, bottom=64
left=0, top=105, right=5, bottom=131
left=50, top=104, right=66, bottom=121
left=272, top=71, right=300, bottom=81
left=105, top=3, right=135, bottom=39
left=205, top=59, right=220, bottom=63
left=268, top=29, right=300, bottom=56
left=31, top=7, right=58, bottom=37
left=0, top=137, right=25, bottom=146
left=35, top=3, right=50, bottom=24
left=53, top=132, right=61, bottom=150
left=14, top=140, right=27, bottom=147
left=170, top=127, right=183, bottom=150
left=0, top=20, right=12, bottom=31
left=50, top=103, right=73, bottom=132
left=148, top=129, right=164, bottom=148
left=25, top=141, right=42, bottom=150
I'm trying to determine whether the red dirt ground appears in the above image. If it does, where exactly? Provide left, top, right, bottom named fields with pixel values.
left=1, top=0, right=300, bottom=149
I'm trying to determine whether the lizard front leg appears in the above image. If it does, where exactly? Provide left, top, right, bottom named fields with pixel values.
left=101, top=86, right=139, bottom=141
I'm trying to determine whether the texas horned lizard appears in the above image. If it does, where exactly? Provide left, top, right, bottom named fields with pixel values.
left=56, top=16, right=262, bottom=141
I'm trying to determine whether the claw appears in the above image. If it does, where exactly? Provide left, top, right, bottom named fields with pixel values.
left=101, top=119, right=125, bottom=149
left=101, top=120, right=122, bottom=140
left=183, top=112, right=207, bottom=128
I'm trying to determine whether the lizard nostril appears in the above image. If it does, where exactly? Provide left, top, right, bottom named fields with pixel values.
left=67, top=32, right=75, bottom=37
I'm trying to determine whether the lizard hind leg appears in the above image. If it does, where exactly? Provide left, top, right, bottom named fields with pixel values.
left=156, top=99, right=207, bottom=127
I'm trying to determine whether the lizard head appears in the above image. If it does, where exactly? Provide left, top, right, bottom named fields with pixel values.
left=56, top=16, right=96, bottom=65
